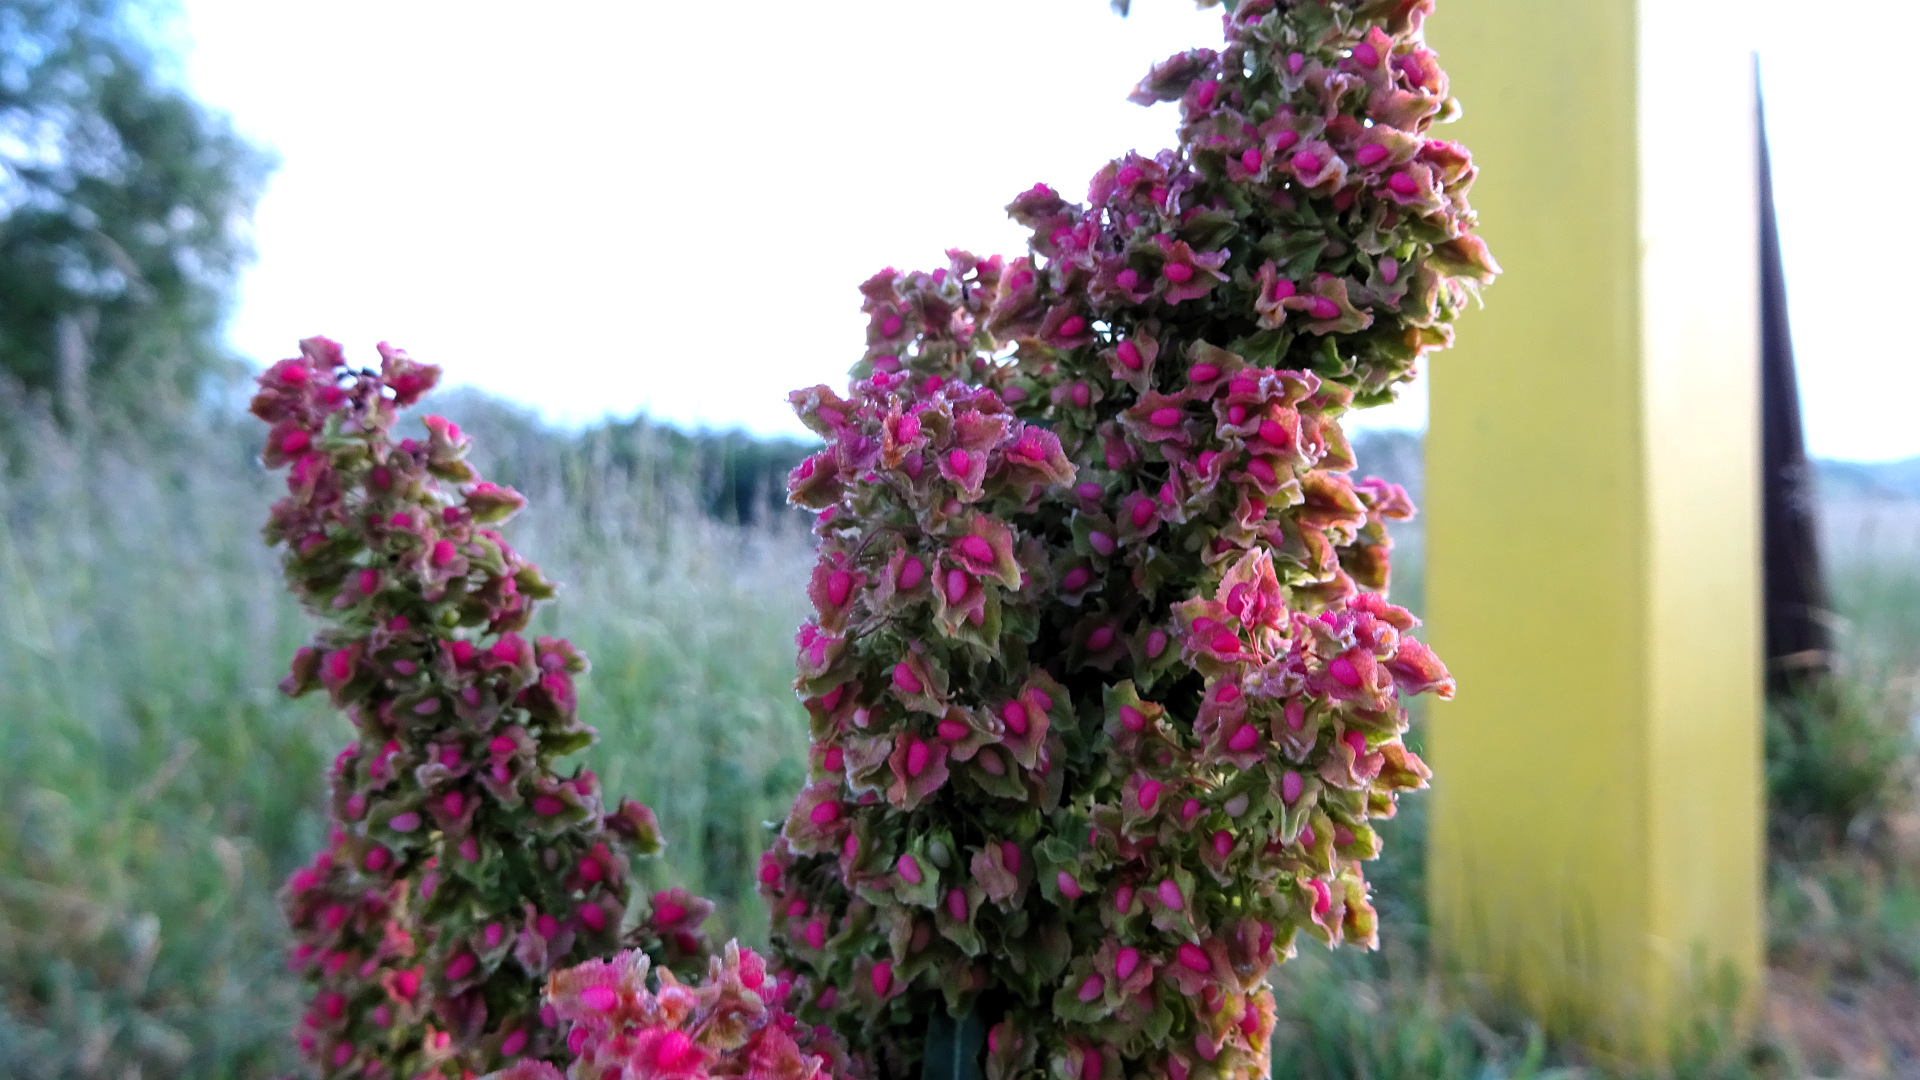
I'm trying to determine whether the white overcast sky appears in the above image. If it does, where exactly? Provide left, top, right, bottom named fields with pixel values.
left=177, top=1, right=1916, bottom=461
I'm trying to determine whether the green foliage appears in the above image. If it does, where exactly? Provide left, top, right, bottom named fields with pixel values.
left=1765, top=673, right=1913, bottom=848
left=0, top=396, right=814, bottom=1077
left=0, top=0, right=274, bottom=422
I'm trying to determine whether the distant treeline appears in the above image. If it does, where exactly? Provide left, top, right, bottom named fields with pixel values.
left=421, top=389, right=817, bottom=527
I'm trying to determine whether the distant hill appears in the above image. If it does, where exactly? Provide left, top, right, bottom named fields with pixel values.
left=1815, top=457, right=1920, bottom=500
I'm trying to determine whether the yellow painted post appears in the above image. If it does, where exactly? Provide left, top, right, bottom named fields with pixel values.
left=1422, top=0, right=1762, bottom=1054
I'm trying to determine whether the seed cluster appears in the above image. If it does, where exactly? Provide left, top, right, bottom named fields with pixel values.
left=760, top=1, right=1492, bottom=1078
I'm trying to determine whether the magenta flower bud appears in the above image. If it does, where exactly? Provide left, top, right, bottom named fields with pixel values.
left=1292, top=150, right=1323, bottom=175
left=1115, top=885, right=1134, bottom=914
left=1309, top=296, right=1340, bottom=319
left=892, top=663, right=923, bottom=695
left=945, top=569, right=970, bottom=603
left=827, top=570, right=854, bottom=607
left=1079, top=973, right=1106, bottom=1002
left=1228, top=724, right=1259, bottom=752
left=898, top=854, right=923, bottom=885
left=1158, top=878, right=1184, bottom=910
left=1311, top=878, right=1333, bottom=916
left=1088, top=625, right=1115, bottom=651
left=823, top=746, right=845, bottom=771
left=1282, top=771, right=1304, bottom=804
left=1088, top=530, right=1116, bottom=557
left=533, top=795, right=565, bottom=816
left=1163, top=262, right=1194, bottom=284
left=1119, top=705, right=1145, bottom=732
left=430, top=539, right=456, bottom=567
left=364, top=845, right=391, bottom=871
left=1116, top=946, right=1141, bottom=980
left=871, top=959, right=893, bottom=996
left=1130, top=499, right=1155, bottom=528
left=1388, top=170, right=1419, bottom=194
left=882, top=315, right=904, bottom=336
left=1150, top=407, right=1182, bottom=427
left=806, top=919, right=827, bottom=950
left=1071, top=382, right=1091, bottom=408
left=1352, top=40, right=1380, bottom=68
left=1331, top=656, right=1362, bottom=687
left=579, top=984, right=617, bottom=1012
left=937, top=718, right=968, bottom=741
left=389, top=812, right=421, bottom=833
left=459, top=836, right=479, bottom=862
left=1116, top=340, right=1143, bottom=370
left=1240, top=148, right=1262, bottom=173
left=1178, top=942, right=1210, bottom=973
left=578, top=902, right=606, bottom=931
left=1000, top=841, right=1021, bottom=873
left=810, top=800, right=841, bottom=825
left=1345, top=730, right=1368, bottom=756
left=1002, top=700, right=1029, bottom=734
left=1057, top=871, right=1084, bottom=899
left=907, top=739, right=931, bottom=777
left=947, top=449, right=970, bottom=474
left=1212, top=830, right=1233, bottom=859
left=897, top=556, right=926, bottom=590
left=946, top=888, right=968, bottom=921
left=1137, top=779, right=1162, bottom=811
left=1182, top=798, right=1203, bottom=822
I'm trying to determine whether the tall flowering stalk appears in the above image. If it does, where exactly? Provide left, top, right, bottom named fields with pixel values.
left=258, top=339, right=712, bottom=1080
left=762, top=1, right=1493, bottom=1078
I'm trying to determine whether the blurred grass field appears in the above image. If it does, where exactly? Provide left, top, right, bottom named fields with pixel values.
left=0, top=401, right=1913, bottom=1079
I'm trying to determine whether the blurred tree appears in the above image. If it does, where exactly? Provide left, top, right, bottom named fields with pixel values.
left=0, top=0, right=273, bottom=424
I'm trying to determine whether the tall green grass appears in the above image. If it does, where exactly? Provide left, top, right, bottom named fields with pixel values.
left=2, top=398, right=1913, bottom=1079
left=0, top=401, right=814, bottom=1077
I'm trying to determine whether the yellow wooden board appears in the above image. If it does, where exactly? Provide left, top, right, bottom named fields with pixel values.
left=1422, top=0, right=1762, bottom=1055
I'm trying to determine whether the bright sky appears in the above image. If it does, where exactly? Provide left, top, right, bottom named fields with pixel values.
left=179, top=1, right=1918, bottom=461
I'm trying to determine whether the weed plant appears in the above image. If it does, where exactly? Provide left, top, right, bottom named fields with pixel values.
left=2, top=372, right=1913, bottom=1080
left=0, top=398, right=814, bottom=1078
